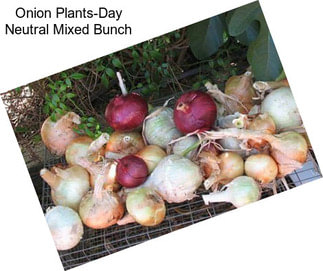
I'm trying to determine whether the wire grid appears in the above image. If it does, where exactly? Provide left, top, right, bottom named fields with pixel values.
left=41, top=148, right=321, bottom=270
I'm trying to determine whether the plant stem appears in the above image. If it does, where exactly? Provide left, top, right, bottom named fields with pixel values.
left=117, top=72, right=128, bottom=96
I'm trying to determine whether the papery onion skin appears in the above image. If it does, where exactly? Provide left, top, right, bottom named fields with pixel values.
left=174, top=90, right=217, bottom=134
left=116, top=155, right=148, bottom=188
left=126, top=187, right=166, bottom=226
left=105, top=93, right=148, bottom=132
left=261, top=87, right=302, bottom=130
left=142, top=154, right=203, bottom=203
left=45, top=206, right=83, bottom=251
left=65, top=136, right=93, bottom=166
left=41, top=112, right=81, bottom=156
left=136, top=145, right=166, bottom=173
left=79, top=190, right=124, bottom=229
left=172, top=135, right=199, bottom=159
left=105, top=131, right=145, bottom=155
left=199, top=144, right=220, bottom=178
left=245, top=154, right=278, bottom=184
left=143, top=107, right=182, bottom=149
left=40, top=165, right=90, bottom=211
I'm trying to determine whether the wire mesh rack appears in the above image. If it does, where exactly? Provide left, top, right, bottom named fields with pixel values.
left=40, top=148, right=321, bottom=270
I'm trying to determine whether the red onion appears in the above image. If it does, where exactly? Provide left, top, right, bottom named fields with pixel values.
left=174, top=90, right=217, bottom=134
left=105, top=72, right=148, bottom=131
left=116, top=155, right=148, bottom=188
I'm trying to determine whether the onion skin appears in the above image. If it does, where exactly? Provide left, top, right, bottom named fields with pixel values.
left=224, top=72, right=256, bottom=113
left=142, top=154, right=203, bottom=203
left=40, top=165, right=90, bottom=211
left=245, top=154, right=278, bottom=184
left=172, top=135, right=199, bottom=159
left=105, top=93, right=148, bottom=132
left=136, top=145, right=166, bottom=173
left=217, top=152, right=244, bottom=185
left=45, top=206, right=83, bottom=251
left=116, top=155, right=148, bottom=188
left=143, top=107, right=182, bottom=149
left=105, top=131, right=145, bottom=155
left=174, top=90, right=217, bottom=134
left=41, top=112, right=81, bottom=156
left=199, top=145, right=220, bottom=178
left=79, top=190, right=124, bottom=229
left=65, top=136, right=93, bottom=166
left=261, top=87, right=302, bottom=130
left=126, top=187, right=166, bottom=226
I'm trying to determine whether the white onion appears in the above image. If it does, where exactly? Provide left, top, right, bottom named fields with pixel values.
left=261, top=87, right=302, bottom=130
left=172, top=135, right=199, bottom=159
left=45, top=206, right=83, bottom=251
left=40, top=165, right=90, bottom=211
left=65, top=136, right=93, bottom=166
left=142, top=154, right=203, bottom=203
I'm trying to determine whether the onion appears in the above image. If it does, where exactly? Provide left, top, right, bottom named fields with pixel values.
left=126, top=187, right=166, bottom=226
left=224, top=71, right=256, bottom=113
left=40, top=165, right=90, bottom=211
left=79, top=176, right=124, bottom=229
left=143, top=106, right=182, bottom=149
left=65, top=136, right=93, bottom=166
left=245, top=154, right=278, bottom=184
left=203, top=152, right=244, bottom=190
left=202, top=176, right=261, bottom=207
left=116, top=155, right=148, bottom=188
left=172, top=135, right=199, bottom=159
left=261, top=87, right=302, bottom=130
left=198, top=144, right=220, bottom=178
left=142, top=154, right=203, bottom=203
left=136, top=145, right=166, bottom=173
left=174, top=90, right=217, bottom=134
left=201, top=128, right=308, bottom=177
left=105, top=73, right=148, bottom=131
left=105, top=131, right=145, bottom=156
left=41, top=112, right=81, bottom=156
left=45, top=206, right=83, bottom=251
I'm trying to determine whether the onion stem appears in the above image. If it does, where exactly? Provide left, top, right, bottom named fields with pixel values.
left=40, top=168, right=59, bottom=189
left=202, top=190, right=230, bottom=205
left=117, top=72, right=128, bottom=96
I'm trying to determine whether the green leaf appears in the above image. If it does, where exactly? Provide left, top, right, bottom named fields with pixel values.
left=187, top=15, right=226, bottom=60
left=101, top=73, right=109, bottom=88
left=228, top=2, right=282, bottom=80
left=132, top=50, right=139, bottom=59
left=59, top=84, right=67, bottom=91
left=52, top=93, right=60, bottom=102
left=55, top=108, right=64, bottom=115
left=105, top=68, right=116, bottom=78
left=85, top=128, right=94, bottom=138
left=236, top=20, right=260, bottom=45
left=65, top=78, right=72, bottom=87
left=70, top=72, right=86, bottom=80
left=112, top=58, right=122, bottom=68
left=66, top=93, right=76, bottom=99
left=50, top=113, right=57, bottom=122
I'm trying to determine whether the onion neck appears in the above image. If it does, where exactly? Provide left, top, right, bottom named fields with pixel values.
left=202, top=189, right=231, bottom=205
left=117, top=72, right=128, bottom=96
left=40, top=168, right=60, bottom=189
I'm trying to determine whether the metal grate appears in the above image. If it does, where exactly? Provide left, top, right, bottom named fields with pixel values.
left=41, top=149, right=321, bottom=270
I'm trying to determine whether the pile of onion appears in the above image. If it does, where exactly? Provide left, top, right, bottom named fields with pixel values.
left=105, top=72, right=148, bottom=131
left=40, top=165, right=90, bottom=211
left=41, top=112, right=81, bottom=156
left=174, top=90, right=217, bottom=134
left=126, top=187, right=166, bottom=226
left=45, top=206, right=84, bottom=251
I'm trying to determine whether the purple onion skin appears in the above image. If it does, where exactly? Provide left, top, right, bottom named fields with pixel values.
left=116, top=155, right=148, bottom=188
left=174, top=91, right=217, bottom=134
left=105, top=93, right=148, bottom=132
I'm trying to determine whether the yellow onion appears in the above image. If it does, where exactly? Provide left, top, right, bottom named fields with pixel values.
left=136, top=145, right=166, bottom=173
left=245, top=154, right=278, bottom=184
left=65, top=136, right=93, bottom=166
left=224, top=71, right=256, bottom=113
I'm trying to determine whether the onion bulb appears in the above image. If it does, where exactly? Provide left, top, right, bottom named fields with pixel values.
left=203, top=152, right=244, bottom=190
left=45, top=206, right=83, bottom=251
left=116, top=155, right=148, bottom=188
left=40, top=165, right=90, bottom=211
left=198, top=144, right=220, bottom=178
left=224, top=71, right=256, bottom=113
left=79, top=176, right=124, bottom=229
left=245, top=154, right=278, bottom=184
left=174, top=90, right=217, bottom=134
left=203, top=176, right=261, bottom=208
left=142, top=154, right=203, bottom=203
left=172, top=135, right=199, bottom=159
left=105, top=131, right=145, bottom=156
left=261, top=87, right=302, bottom=130
left=136, top=145, right=166, bottom=173
left=126, top=187, right=166, bottom=226
left=65, top=136, right=93, bottom=166
left=41, top=112, right=81, bottom=156
left=143, top=106, right=182, bottom=149
left=105, top=73, right=148, bottom=131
